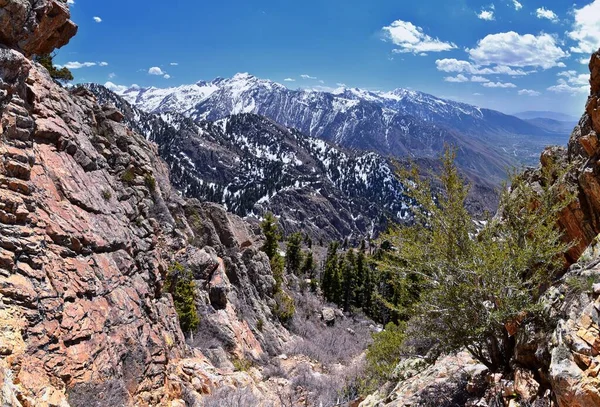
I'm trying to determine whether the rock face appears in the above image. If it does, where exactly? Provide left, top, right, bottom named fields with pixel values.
left=535, top=50, right=600, bottom=265
left=0, top=0, right=77, bottom=56
left=0, top=2, right=289, bottom=406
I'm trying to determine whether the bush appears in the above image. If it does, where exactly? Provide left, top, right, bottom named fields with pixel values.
left=378, top=148, right=576, bottom=372
left=164, top=263, right=200, bottom=334
left=273, top=291, right=295, bottom=325
left=101, top=189, right=112, bottom=201
left=144, top=173, right=157, bottom=191
left=121, top=167, right=136, bottom=183
left=33, top=53, right=73, bottom=83
left=365, top=322, right=407, bottom=386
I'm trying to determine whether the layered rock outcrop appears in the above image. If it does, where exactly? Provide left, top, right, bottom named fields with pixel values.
left=0, top=0, right=77, bottom=57
left=0, top=1, right=290, bottom=406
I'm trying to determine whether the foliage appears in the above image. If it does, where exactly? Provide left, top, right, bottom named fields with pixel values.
left=273, top=290, right=296, bottom=325
left=261, top=212, right=281, bottom=260
left=377, top=148, right=575, bottom=372
left=164, top=263, right=200, bottom=334
left=33, top=53, right=73, bottom=83
left=271, top=254, right=285, bottom=292
left=121, top=167, right=136, bottom=183
left=285, top=232, right=304, bottom=275
left=101, top=189, right=112, bottom=201
left=365, top=322, right=407, bottom=386
left=144, top=173, right=157, bottom=191
left=301, top=251, right=315, bottom=278
left=232, top=356, right=253, bottom=372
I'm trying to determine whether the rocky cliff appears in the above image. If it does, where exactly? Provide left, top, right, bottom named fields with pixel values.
left=0, top=1, right=293, bottom=406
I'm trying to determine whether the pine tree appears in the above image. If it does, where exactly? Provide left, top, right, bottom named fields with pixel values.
left=261, top=212, right=281, bottom=260
left=34, top=53, right=74, bottom=83
left=301, top=251, right=315, bottom=278
left=342, top=249, right=357, bottom=312
left=165, top=263, right=200, bottom=334
left=322, top=242, right=340, bottom=303
left=285, top=232, right=304, bottom=275
left=354, top=242, right=367, bottom=309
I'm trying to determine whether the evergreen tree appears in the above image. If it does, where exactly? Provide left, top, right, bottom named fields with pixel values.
left=354, top=243, right=367, bottom=309
left=301, top=251, right=315, bottom=278
left=33, top=53, right=73, bottom=83
left=285, top=232, right=304, bottom=275
left=322, top=242, right=340, bottom=303
left=342, top=249, right=357, bottom=312
left=261, top=212, right=281, bottom=260
left=378, top=148, right=576, bottom=372
left=165, top=263, right=200, bottom=334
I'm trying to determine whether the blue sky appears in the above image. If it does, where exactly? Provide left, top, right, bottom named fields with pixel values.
left=58, top=0, right=600, bottom=117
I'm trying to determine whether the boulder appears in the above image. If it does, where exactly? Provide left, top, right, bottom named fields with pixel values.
left=0, top=0, right=78, bottom=56
left=321, top=307, right=336, bottom=326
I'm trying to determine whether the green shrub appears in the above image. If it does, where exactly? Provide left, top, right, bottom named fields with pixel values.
left=33, top=53, right=73, bottom=83
left=144, top=173, right=157, bottom=191
left=273, top=290, right=295, bottom=325
left=121, top=167, right=136, bottom=183
left=232, top=356, right=253, bottom=372
left=101, top=189, right=112, bottom=201
left=378, top=148, right=576, bottom=372
left=365, top=322, right=407, bottom=387
left=164, top=263, right=200, bottom=334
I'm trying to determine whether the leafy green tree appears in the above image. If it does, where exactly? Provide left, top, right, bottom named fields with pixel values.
left=271, top=254, right=285, bottom=292
left=261, top=212, right=281, bottom=260
left=285, top=232, right=304, bottom=275
left=165, top=263, right=200, bottom=334
left=33, top=53, right=73, bottom=83
left=379, top=148, right=575, bottom=372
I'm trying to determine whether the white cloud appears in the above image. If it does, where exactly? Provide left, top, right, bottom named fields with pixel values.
left=170, top=62, right=179, bottom=66
left=547, top=78, right=589, bottom=94
left=473, top=92, right=483, bottom=96
left=108, top=73, right=116, bottom=79
left=471, top=75, right=490, bottom=82
left=512, top=0, right=522, bottom=11
left=580, top=57, right=591, bottom=65
left=468, top=32, right=568, bottom=69
left=148, top=67, right=165, bottom=75
left=301, top=74, right=317, bottom=80
left=558, top=70, right=589, bottom=86
left=284, top=78, right=296, bottom=82
left=104, top=82, right=128, bottom=93
left=62, top=61, right=96, bottom=69
left=163, top=74, right=171, bottom=79
left=93, top=16, right=102, bottom=23
left=435, top=58, right=527, bottom=76
left=482, top=81, right=517, bottom=88
left=477, top=10, right=495, bottom=21
left=535, top=7, right=558, bottom=23
left=67, top=0, right=75, bottom=4
left=382, top=20, right=457, bottom=54
left=337, top=83, right=347, bottom=87
left=518, top=89, right=541, bottom=96
left=99, top=61, right=108, bottom=67
left=568, top=0, right=600, bottom=54
left=444, top=74, right=469, bottom=82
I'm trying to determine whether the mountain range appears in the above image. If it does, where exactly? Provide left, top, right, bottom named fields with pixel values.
left=87, top=84, right=414, bottom=242
left=110, top=73, right=571, bottom=186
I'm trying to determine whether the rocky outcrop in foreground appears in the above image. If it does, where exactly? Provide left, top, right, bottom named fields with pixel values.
left=0, top=1, right=293, bottom=406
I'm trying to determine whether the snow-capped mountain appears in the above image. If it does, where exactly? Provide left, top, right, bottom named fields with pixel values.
left=112, top=73, right=569, bottom=184
left=87, top=83, right=417, bottom=241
